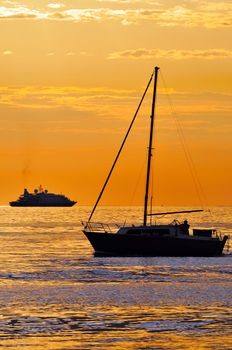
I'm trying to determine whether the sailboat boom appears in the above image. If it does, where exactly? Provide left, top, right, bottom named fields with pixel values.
left=147, top=209, right=204, bottom=216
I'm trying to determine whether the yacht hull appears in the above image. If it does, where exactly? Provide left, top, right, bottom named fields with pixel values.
left=83, top=231, right=228, bottom=257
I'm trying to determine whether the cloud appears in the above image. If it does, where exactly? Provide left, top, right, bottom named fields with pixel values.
left=3, top=50, right=13, bottom=55
left=96, top=0, right=157, bottom=3
left=108, top=48, right=232, bottom=60
left=2, top=1, right=19, bottom=5
left=0, top=6, right=46, bottom=19
left=0, top=2, right=231, bottom=28
left=0, top=86, right=137, bottom=116
left=1, top=86, right=232, bottom=121
left=1, top=86, right=232, bottom=139
left=47, top=3, right=65, bottom=9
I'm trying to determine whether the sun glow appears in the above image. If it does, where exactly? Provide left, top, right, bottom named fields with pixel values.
left=0, top=0, right=231, bottom=205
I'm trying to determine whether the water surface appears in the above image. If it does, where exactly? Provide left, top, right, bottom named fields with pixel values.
left=0, top=206, right=231, bottom=349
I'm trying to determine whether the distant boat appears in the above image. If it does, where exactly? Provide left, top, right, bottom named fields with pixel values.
left=10, top=186, right=76, bottom=207
left=83, top=67, right=228, bottom=256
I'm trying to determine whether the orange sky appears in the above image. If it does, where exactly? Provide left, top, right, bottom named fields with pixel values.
left=0, top=0, right=232, bottom=206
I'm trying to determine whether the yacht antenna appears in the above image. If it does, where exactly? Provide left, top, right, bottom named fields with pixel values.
left=143, top=66, right=159, bottom=226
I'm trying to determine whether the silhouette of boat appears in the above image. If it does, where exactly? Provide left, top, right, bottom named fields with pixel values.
left=83, top=67, right=228, bottom=256
left=10, top=186, right=76, bottom=207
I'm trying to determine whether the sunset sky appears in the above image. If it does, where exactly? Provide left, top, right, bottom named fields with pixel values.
left=0, top=0, right=232, bottom=206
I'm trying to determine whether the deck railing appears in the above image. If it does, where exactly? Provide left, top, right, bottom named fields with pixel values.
left=82, top=221, right=119, bottom=233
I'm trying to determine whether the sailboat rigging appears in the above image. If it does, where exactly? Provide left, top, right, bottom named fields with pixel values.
left=83, top=67, right=228, bottom=256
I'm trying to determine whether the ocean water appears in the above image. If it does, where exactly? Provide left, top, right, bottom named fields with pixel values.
left=0, top=206, right=231, bottom=350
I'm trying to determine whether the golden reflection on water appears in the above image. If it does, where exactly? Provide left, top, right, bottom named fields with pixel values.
left=0, top=305, right=231, bottom=349
left=0, top=206, right=231, bottom=349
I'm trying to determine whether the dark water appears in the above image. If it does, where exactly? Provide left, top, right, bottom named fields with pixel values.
left=0, top=206, right=231, bottom=349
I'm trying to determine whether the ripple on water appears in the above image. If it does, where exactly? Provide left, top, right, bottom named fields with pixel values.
left=0, top=305, right=231, bottom=349
left=0, top=206, right=231, bottom=349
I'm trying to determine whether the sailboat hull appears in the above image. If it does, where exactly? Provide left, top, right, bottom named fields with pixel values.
left=83, top=231, right=228, bottom=257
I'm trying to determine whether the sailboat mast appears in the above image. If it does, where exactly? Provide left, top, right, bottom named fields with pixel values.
left=143, top=66, right=159, bottom=226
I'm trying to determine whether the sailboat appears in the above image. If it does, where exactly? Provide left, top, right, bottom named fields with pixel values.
left=83, top=67, right=228, bottom=256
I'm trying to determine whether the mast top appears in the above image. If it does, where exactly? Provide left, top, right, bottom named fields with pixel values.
left=154, top=66, right=160, bottom=74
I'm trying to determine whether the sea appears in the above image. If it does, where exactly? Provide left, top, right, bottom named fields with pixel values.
left=0, top=206, right=231, bottom=350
